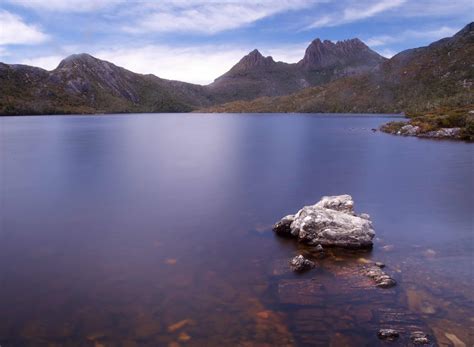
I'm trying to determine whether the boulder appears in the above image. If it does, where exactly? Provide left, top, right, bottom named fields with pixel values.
left=410, top=331, right=430, bottom=345
left=377, top=329, right=400, bottom=340
left=397, top=124, right=420, bottom=136
left=273, top=195, right=375, bottom=249
left=289, top=255, right=315, bottom=272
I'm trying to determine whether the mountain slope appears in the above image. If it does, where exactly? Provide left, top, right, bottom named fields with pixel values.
left=0, top=54, right=212, bottom=115
left=200, top=23, right=473, bottom=114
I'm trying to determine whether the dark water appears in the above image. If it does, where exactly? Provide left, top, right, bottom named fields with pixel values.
left=1, top=114, right=472, bottom=346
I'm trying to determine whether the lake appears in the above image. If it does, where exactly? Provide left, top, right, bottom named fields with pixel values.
left=1, top=114, right=472, bottom=346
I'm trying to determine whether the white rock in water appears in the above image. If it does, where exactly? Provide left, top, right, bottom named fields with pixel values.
left=273, top=195, right=375, bottom=249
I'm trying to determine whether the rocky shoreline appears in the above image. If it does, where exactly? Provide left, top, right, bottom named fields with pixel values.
left=380, top=108, right=474, bottom=141
left=381, top=123, right=465, bottom=140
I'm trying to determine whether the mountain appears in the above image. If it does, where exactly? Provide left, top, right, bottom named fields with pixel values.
left=201, top=23, right=474, bottom=114
left=0, top=38, right=384, bottom=115
left=0, top=53, right=212, bottom=115
left=207, top=39, right=385, bottom=103
left=1, top=23, right=472, bottom=116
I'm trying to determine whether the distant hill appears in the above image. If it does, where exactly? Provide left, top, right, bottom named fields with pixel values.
left=201, top=23, right=474, bottom=114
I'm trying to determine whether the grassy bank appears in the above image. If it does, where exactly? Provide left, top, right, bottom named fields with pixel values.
left=380, top=106, right=474, bottom=141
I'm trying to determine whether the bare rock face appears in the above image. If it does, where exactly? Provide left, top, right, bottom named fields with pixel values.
left=289, top=255, right=315, bottom=272
left=273, top=195, right=375, bottom=249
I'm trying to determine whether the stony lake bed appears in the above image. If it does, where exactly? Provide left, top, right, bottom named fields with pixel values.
left=1, top=113, right=473, bottom=346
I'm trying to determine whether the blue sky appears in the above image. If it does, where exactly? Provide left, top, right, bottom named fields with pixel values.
left=0, top=0, right=472, bottom=84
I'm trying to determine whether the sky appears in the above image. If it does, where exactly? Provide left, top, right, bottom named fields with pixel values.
left=0, top=0, right=472, bottom=85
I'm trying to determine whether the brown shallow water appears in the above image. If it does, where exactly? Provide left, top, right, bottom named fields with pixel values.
left=0, top=114, right=473, bottom=346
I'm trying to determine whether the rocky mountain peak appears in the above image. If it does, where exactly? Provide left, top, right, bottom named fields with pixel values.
left=230, top=49, right=276, bottom=72
left=298, top=37, right=384, bottom=69
left=56, top=53, right=102, bottom=70
left=454, top=21, right=473, bottom=39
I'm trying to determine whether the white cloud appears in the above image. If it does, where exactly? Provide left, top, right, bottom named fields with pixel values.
left=376, top=48, right=397, bottom=58
left=343, top=0, right=406, bottom=22
left=0, top=10, right=49, bottom=45
left=365, top=35, right=395, bottom=47
left=307, top=0, right=406, bottom=29
left=124, top=1, right=313, bottom=34
left=6, top=0, right=122, bottom=12
left=366, top=26, right=459, bottom=47
left=94, top=43, right=309, bottom=84
left=400, top=0, right=474, bottom=17
left=19, top=55, right=64, bottom=70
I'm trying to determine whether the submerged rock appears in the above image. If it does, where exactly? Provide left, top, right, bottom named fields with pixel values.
left=363, top=265, right=396, bottom=288
left=410, top=331, right=431, bottom=345
left=313, top=244, right=326, bottom=259
left=273, top=195, right=375, bottom=249
left=289, top=255, right=315, bottom=272
left=377, top=328, right=400, bottom=340
left=273, top=215, right=294, bottom=237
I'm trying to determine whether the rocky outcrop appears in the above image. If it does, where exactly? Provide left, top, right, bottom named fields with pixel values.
left=381, top=121, right=466, bottom=140
left=273, top=195, right=375, bottom=249
left=289, top=255, right=315, bottom=272
left=397, top=124, right=421, bottom=136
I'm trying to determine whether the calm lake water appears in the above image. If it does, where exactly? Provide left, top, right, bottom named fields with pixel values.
left=1, top=114, right=472, bottom=346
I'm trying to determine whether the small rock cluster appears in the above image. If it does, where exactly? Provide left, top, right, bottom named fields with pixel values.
left=421, top=127, right=461, bottom=138
left=377, top=329, right=431, bottom=345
